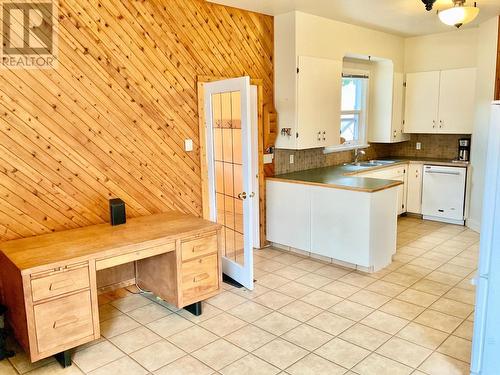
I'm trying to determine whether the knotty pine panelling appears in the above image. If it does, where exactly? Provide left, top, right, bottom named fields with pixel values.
left=0, top=0, right=274, bottom=241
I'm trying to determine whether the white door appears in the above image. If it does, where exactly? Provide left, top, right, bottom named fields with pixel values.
left=204, top=77, right=254, bottom=290
left=404, top=71, right=440, bottom=133
left=438, top=68, right=476, bottom=134
left=297, top=56, right=342, bottom=148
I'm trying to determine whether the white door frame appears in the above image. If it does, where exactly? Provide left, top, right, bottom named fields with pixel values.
left=203, top=76, right=255, bottom=290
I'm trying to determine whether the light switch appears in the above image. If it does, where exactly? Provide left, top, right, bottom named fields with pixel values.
left=184, top=139, right=193, bottom=152
left=289, top=155, right=294, bottom=164
left=416, top=142, right=422, bottom=150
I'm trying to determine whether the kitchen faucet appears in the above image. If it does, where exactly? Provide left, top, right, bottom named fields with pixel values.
left=354, top=149, right=366, bottom=163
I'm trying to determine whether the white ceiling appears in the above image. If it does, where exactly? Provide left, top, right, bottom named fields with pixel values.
left=207, top=0, right=500, bottom=36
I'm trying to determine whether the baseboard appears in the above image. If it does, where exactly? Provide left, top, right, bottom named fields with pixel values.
left=466, top=218, right=481, bottom=233
left=98, top=278, right=136, bottom=294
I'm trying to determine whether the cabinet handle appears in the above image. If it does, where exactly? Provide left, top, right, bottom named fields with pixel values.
left=439, top=120, right=443, bottom=128
left=432, top=120, right=436, bottom=128
left=191, top=245, right=204, bottom=253
left=237, top=192, right=247, bottom=200
left=49, top=279, right=75, bottom=291
left=53, top=316, right=78, bottom=329
left=193, top=273, right=210, bottom=283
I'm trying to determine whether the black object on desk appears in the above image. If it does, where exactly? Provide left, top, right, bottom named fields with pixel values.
left=109, top=198, right=126, bottom=226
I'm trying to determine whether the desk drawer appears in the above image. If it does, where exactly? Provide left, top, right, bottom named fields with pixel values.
left=182, top=254, right=218, bottom=302
left=181, top=234, right=218, bottom=262
left=33, top=290, right=94, bottom=354
left=95, top=242, right=175, bottom=270
left=31, top=265, right=90, bottom=302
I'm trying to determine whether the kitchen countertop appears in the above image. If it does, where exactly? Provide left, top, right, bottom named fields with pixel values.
left=267, top=157, right=469, bottom=193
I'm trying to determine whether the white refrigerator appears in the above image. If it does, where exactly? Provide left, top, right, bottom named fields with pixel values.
left=471, top=101, right=500, bottom=374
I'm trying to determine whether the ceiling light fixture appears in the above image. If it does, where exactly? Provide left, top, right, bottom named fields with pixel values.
left=438, top=0, right=480, bottom=28
left=422, top=0, right=437, bottom=11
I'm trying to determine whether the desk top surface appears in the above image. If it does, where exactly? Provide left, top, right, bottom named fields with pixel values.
left=0, top=212, right=220, bottom=272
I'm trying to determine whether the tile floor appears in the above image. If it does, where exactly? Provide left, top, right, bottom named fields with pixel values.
left=2, top=217, right=479, bottom=375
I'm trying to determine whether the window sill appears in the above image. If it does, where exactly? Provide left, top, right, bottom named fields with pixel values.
left=323, top=144, right=370, bottom=154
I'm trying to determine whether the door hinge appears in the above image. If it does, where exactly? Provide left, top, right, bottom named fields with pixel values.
left=296, top=132, right=299, bottom=138
left=297, top=67, right=299, bottom=74
left=403, top=82, right=407, bottom=87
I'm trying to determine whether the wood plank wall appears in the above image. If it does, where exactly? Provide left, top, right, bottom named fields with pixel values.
left=0, top=0, right=274, bottom=242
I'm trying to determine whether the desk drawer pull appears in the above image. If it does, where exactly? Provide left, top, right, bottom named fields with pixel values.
left=181, top=234, right=218, bottom=262
left=193, top=273, right=210, bottom=283
left=192, top=245, right=204, bottom=253
left=53, top=316, right=78, bottom=329
left=49, top=279, right=75, bottom=291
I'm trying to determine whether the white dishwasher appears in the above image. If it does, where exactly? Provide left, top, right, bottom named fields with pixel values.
left=422, top=165, right=467, bottom=225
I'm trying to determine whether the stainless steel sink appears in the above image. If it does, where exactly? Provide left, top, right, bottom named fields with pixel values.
left=350, top=160, right=398, bottom=167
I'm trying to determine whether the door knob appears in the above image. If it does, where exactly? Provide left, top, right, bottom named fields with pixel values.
left=249, top=192, right=255, bottom=198
left=238, top=192, right=247, bottom=200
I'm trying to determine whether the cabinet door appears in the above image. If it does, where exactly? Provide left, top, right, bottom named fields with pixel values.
left=406, top=164, right=423, bottom=214
left=266, top=181, right=311, bottom=251
left=392, top=73, right=410, bottom=142
left=438, top=68, right=476, bottom=134
left=297, top=56, right=342, bottom=149
left=404, top=71, right=440, bottom=133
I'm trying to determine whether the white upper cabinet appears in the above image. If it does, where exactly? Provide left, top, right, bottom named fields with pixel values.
left=404, top=71, right=441, bottom=133
left=368, top=63, right=410, bottom=144
left=438, top=68, right=477, bottom=134
left=404, top=68, right=476, bottom=134
left=297, top=56, right=342, bottom=149
left=274, top=13, right=342, bottom=149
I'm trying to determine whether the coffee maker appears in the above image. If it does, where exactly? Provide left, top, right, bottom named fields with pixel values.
left=458, top=138, right=471, bottom=162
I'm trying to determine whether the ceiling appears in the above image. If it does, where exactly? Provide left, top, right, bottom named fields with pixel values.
left=207, top=0, right=500, bottom=36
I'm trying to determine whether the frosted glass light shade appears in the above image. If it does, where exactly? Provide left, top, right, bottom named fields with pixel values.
left=438, top=6, right=480, bottom=27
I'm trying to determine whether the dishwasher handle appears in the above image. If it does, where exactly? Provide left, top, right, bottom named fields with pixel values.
left=424, top=170, right=461, bottom=176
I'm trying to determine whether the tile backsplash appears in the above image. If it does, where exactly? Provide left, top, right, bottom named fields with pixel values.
left=274, top=144, right=390, bottom=174
left=274, top=134, right=468, bottom=175
left=386, top=134, right=468, bottom=160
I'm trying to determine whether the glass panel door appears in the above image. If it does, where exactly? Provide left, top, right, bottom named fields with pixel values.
left=204, top=77, right=254, bottom=289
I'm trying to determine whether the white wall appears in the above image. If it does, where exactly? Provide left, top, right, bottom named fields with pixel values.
left=468, top=17, right=499, bottom=232
left=404, top=28, right=478, bottom=72
left=294, top=12, right=405, bottom=72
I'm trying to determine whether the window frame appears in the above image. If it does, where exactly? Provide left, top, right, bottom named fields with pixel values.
left=325, top=68, right=370, bottom=154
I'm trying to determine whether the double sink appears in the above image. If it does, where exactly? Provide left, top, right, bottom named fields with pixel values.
left=345, top=160, right=398, bottom=169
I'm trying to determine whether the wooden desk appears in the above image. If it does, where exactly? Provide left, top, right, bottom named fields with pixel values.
left=0, top=212, right=222, bottom=363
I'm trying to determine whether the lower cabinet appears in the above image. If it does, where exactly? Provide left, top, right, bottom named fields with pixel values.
left=406, top=164, right=423, bottom=214
left=266, top=181, right=311, bottom=252
left=266, top=180, right=398, bottom=271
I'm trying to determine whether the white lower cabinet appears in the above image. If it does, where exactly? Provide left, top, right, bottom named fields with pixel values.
left=266, top=180, right=398, bottom=271
left=266, top=181, right=310, bottom=251
left=406, top=164, right=423, bottom=214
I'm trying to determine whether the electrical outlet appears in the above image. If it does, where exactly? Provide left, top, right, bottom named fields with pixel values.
left=289, top=154, right=294, bottom=164
left=416, top=142, right=422, bottom=150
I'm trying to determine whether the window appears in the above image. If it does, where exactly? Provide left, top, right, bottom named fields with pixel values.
left=325, top=71, right=369, bottom=154
left=340, top=73, right=369, bottom=147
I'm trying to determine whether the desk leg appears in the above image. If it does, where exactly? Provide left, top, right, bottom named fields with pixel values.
left=54, top=350, right=72, bottom=368
left=184, top=302, right=202, bottom=316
